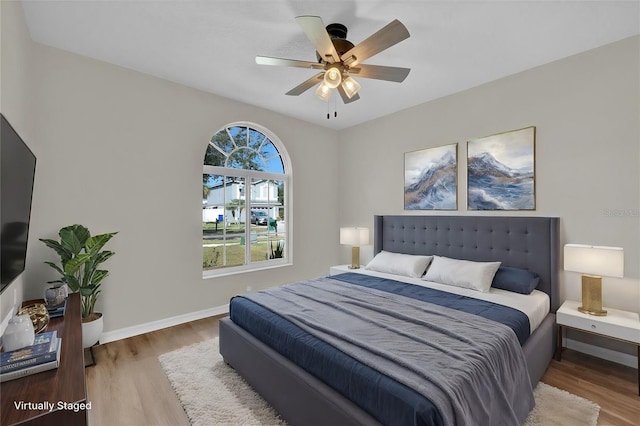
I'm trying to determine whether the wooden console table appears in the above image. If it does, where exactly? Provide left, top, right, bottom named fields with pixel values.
left=1, top=293, right=88, bottom=425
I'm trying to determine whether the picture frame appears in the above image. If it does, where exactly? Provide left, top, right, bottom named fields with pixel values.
left=467, top=126, right=536, bottom=210
left=404, top=143, right=458, bottom=210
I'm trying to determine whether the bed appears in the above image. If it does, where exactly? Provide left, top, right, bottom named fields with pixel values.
left=219, top=215, right=560, bottom=425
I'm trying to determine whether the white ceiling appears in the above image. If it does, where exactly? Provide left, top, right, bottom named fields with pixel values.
left=21, top=1, right=640, bottom=130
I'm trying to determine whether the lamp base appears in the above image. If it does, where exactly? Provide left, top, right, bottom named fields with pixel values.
left=349, top=246, right=361, bottom=269
left=577, top=306, right=607, bottom=316
left=578, top=274, right=607, bottom=316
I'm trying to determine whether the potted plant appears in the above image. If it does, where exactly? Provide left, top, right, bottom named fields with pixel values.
left=40, top=224, right=117, bottom=348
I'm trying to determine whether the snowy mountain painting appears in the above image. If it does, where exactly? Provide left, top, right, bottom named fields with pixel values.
left=467, top=127, right=535, bottom=210
left=405, top=144, right=457, bottom=210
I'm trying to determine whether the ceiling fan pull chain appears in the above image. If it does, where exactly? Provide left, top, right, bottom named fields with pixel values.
left=327, top=96, right=330, bottom=119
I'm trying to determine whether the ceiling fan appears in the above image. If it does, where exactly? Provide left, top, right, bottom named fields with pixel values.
left=256, top=16, right=411, bottom=104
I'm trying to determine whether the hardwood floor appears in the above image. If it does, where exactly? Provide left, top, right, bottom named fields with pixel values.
left=85, top=316, right=219, bottom=426
left=86, top=316, right=640, bottom=426
left=542, top=350, right=639, bottom=426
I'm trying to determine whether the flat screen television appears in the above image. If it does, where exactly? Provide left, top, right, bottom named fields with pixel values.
left=1, top=114, right=37, bottom=293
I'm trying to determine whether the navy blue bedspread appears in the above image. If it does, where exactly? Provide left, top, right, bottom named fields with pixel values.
left=332, top=273, right=531, bottom=345
left=229, top=273, right=531, bottom=426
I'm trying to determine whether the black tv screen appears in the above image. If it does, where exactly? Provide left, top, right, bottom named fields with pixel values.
left=1, top=114, right=36, bottom=293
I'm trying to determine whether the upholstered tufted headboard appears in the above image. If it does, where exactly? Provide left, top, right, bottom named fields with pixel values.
left=373, top=215, right=560, bottom=311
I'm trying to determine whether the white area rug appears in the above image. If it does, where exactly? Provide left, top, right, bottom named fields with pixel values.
left=159, top=338, right=600, bottom=426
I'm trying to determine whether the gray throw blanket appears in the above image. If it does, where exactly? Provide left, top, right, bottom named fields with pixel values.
left=243, top=277, right=535, bottom=426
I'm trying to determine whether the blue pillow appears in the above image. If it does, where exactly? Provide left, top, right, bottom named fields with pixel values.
left=491, top=266, right=540, bottom=294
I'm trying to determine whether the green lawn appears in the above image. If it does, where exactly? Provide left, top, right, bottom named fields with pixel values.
left=202, top=221, right=284, bottom=269
left=203, top=239, right=285, bottom=269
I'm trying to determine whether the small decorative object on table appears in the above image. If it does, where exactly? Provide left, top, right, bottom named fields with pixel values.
left=2, top=315, right=35, bottom=352
left=44, top=283, right=68, bottom=308
left=46, top=299, right=67, bottom=319
left=17, top=303, right=50, bottom=334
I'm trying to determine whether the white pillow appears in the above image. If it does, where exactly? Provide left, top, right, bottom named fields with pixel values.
left=365, top=251, right=433, bottom=278
left=423, top=256, right=501, bottom=292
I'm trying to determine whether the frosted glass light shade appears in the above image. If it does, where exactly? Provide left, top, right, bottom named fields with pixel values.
left=323, top=67, right=342, bottom=88
left=564, top=244, right=624, bottom=277
left=315, top=83, right=331, bottom=101
left=340, top=227, right=369, bottom=246
left=341, top=76, right=361, bottom=99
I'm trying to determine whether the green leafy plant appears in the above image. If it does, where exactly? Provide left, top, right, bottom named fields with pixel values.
left=40, top=225, right=117, bottom=320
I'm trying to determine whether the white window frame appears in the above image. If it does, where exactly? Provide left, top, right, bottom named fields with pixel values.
left=202, top=122, right=292, bottom=278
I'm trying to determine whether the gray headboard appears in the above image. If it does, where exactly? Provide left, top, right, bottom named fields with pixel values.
left=373, top=215, right=560, bottom=312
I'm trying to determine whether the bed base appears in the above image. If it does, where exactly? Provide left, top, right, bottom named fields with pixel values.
left=220, top=313, right=555, bottom=426
left=219, top=317, right=381, bottom=426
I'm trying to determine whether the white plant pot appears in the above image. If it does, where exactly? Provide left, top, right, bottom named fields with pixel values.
left=82, top=313, right=103, bottom=348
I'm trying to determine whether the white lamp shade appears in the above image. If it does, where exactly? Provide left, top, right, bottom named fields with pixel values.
left=340, top=227, right=369, bottom=246
left=564, top=244, right=624, bottom=278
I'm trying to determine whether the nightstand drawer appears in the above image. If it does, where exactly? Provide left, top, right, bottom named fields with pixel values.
left=557, top=312, right=636, bottom=342
left=556, top=300, right=640, bottom=344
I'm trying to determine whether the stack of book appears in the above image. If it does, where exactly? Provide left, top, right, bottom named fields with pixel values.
left=46, top=299, right=67, bottom=319
left=0, top=331, right=62, bottom=382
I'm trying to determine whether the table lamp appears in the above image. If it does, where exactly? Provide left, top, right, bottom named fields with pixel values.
left=340, top=227, right=369, bottom=269
left=564, top=244, right=624, bottom=316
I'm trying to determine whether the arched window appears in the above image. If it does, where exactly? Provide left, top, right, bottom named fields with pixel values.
left=202, top=122, right=291, bottom=276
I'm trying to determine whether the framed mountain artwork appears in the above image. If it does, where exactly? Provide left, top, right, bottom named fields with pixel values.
left=467, top=126, right=536, bottom=210
left=404, top=143, right=457, bottom=210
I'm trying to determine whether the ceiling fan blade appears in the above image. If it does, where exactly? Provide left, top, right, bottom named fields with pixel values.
left=256, top=56, right=324, bottom=70
left=295, top=15, right=340, bottom=63
left=349, top=64, right=410, bottom=82
left=337, top=85, right=360, bottom=104
left=341, top=19, right=409, bottom=67
left=285, top=72, right=324, bottom=96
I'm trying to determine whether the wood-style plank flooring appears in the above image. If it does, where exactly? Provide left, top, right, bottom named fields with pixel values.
left=86, top=316, right=640, bottom=426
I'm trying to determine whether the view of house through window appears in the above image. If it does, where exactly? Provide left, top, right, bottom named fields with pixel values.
left=202, top=123, right=289, bottom=275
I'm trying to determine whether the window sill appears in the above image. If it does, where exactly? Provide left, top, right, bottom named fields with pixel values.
left=202, top=260, right=292, bottom=280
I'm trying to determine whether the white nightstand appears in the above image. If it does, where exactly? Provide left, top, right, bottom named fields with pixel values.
left=556, top=300, right=640, bottom=395
left=329, top=264, right=356, bottom=276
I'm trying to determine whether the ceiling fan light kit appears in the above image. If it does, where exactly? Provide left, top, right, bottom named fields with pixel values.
left=323, top=66, right=342, bottom=88
left=341, top=76, right=361, bottom=99
left=315, top=83, right=332, bottom=101
left=256, top=15, right=410, bottom=109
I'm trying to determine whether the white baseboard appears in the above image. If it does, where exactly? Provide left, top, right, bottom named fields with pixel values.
left=565, top=337, right=637, bottom=369
left=99, top=304, right=229, bottom=344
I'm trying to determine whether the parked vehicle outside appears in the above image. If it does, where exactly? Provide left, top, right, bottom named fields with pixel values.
left=251, top=210, right=269, bottom=225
